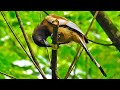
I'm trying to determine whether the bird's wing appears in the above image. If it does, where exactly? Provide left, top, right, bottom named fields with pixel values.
left=78, top=36, right=107, bottom=77
left=46, top=15, right=85, bottom=36
left=58, top=19, right=85, bottom=36
left=66, top=21, right=85, bottom=35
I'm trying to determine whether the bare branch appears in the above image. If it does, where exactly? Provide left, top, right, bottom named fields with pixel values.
left=91, top=11, right=120, bottom=51
left=0, top=11, right=33, bottom=61
left=0, top=71, right=16, bottom=79
left=64, top=11, right=99, bottom=79
left=85, top=11, right=99, bottom=35
left=64, top=48, right=83, bottom=79
left=15, top=11, right=47, bottom=79
left=51, top=20, right=59, bottom=79
left=43, top=11, right=49, bottom=15
left=87, top=38, right=114, bottom=46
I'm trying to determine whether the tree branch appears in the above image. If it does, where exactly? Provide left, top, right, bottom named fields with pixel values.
left=15, top=11, right=47, bottom=79
left=51, top=20, right=59, bottom=79
left=64, top=11, right=99, bottom=79
left=90, top=11, right=120, bottom=51
left=87, top=38, right=114, bottom=46
left=43, top=11, right=49, bottom=15
left=41, top=11, right=61, bottom=79
left=0, top=71, right=16, bottom=79
left=0, top=11, right=33, bottom=62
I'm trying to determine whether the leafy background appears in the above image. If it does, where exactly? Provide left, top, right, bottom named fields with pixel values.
left=0, top=11, right=120, bottom=79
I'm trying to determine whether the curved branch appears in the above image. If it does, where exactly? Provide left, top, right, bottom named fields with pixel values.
left=87, top=38, right=114, bottom=46
left=15, top=11, right=47, bottom=79
left=0, top=11, right=33, bottom=61
left=91, top=11, right=120, bottom=51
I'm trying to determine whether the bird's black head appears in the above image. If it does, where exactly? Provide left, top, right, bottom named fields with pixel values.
left=32, top=24, right=51, bottom=47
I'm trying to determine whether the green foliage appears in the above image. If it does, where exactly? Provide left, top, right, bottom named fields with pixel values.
left=0, top=11, right=120, bottom=79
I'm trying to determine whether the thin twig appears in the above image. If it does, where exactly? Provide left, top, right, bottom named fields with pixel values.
left=51, top=20, right=59, bottom=79
left=0, top=11, right=33, bottom=61
left=39, top=11, right=51, bottom=63
left=0, top=71, right=16, bottom=79
left=64, top=11, right=99, bottom=79
left=87, top=39, right=113, bottom=46
left=64, top=48, right=83, bottom=79
left=1, top=11, right=46, bottom=79
left=85, top=56, right=88, bottom=79
left=43, top=11, right=49, bottom=15
left=46, top=47, right=51, bottom=62
left=85, top=11, right=99, bottom=35
left=91, top=11, right=120, bottom=51
left=15, top=11, right=47, bottom=79
left=39, top=11, right=42, bottom=22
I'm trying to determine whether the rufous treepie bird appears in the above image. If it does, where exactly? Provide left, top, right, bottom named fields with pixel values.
left=32, top=14, right=107, bottom=77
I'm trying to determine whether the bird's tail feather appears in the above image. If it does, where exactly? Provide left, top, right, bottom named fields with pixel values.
left=78, top=37, right=107, bottom=77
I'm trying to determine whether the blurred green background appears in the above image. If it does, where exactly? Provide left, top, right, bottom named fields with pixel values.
left=0, top=11, right=120, bottom=79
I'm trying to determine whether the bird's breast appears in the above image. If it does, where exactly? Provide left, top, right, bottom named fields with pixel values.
left=57, top=27, right=73, bottom=44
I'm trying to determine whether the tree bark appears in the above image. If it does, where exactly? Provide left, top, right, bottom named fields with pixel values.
left=90, top=11, right=120, bottom=51
left=51, top=20, right=59, bottom=79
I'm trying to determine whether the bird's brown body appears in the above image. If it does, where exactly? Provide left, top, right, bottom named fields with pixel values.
left=32, top=14, right=107, bottom=77
left=33, top=14, right=88, bottom=46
